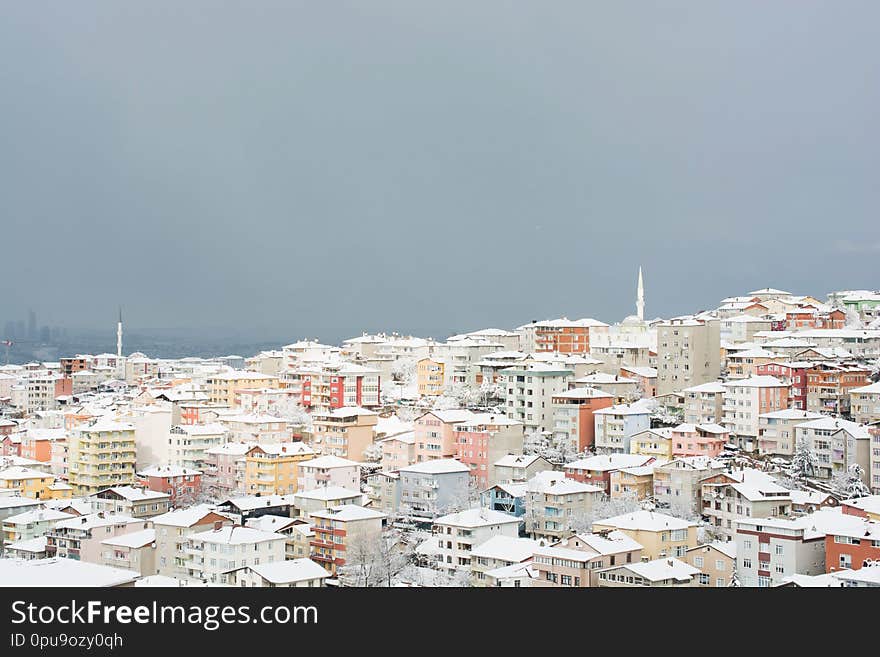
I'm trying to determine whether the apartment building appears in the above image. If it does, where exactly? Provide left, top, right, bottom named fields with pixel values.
left=551, top=387, right=615, bottom=452
left=136, top=465, right=202, bottom=504
left=152, top=505, right=234, bottom=578
left=99, top=529, right=157, bottom=577
left=794, top=417, right=871, bottom=482
left=0, top=466, right=59, bottom=500
left=630, top=428, right=674, bottom=460
left=735, top=508, right=866, bottom=587
left=230, top=558, right=329, bottom=588
left=470, top=535, right=540, bottom=586
left=67, top=418, right=137, bottom=496
left=244, top=442, right=314, bottom=496
left=2, top=508, right=73, bottom=543
left=453, top=414, right=524, bottom=488
left=185, top=524, right=287, bottom=584
left=721, top=376, right=789, bottom=450
left=684, top=542, right=737, bottom=587
left=591, top=511, right=699, bottom=560
left=501, top=365, right=575, bottom=433
left=595, top=557, right=700, bottom=587
left=524, top=471, right=604, bottom=540
left=431, top=508, right=522, bottom=574
left=532, top=530, right=643, bottom=587
left=756, top=409, right=825, bottom=457
left=656, top=317, right=721, bottom=396
left=492, top=453, right=553, bottom=485
left=519, top=318, right=608, bottom=354
left=297, top=455, right=360, bottom=492
left=397, top=459, right=470, bottom=520
left=167, top=423, right=227, bottom=471
left=682, top=381, right=726, bottom=425
left=206, top=371, right=280, bottom=407
left=851, top=381, right=880, bottom=424
left=593, top=403, right=652, bottom=453
left=701, top=470, right=793, bottom=539
left=755, top=361, right=811, bottom=410
left=806, top=364, right=870, bottom=415
left=563, top=453, right=655, bottom=495
left=89, top=486, right=171, bottom=518
left=311, top=407, right=378, bottom=460
left=413, top=410, right=473, bottom=463
left=309, top=505, right=387, bottom=575
left=670, top=423, right=729, bottom=458
left=45, top=513, right=149, bottom=563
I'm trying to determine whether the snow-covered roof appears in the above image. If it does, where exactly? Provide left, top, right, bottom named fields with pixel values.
left=93, top=486, right=170, bottom=502
left=469, top=535, right=540, bottom=563
left=606, top=557, right=700, bottom=582
left=244, top=558, right=330, bottom=584
left=101, top=528, right=156, bottom=548
left=592, top=510, right=697, bottom=532
left=136, top=465, right=202, bottom=478
left=0, top=558, right=140, bottom=587
left=434, top=508, right=521, bottom=528
left=310, top=504, right=386, bottom=522
left=399, top=458, right=469, bottom=475
left=191, top=526, right=286, bottom=545
left=721, top=375, right=786, bottom=389
left=299, top=455, right=360, bottom=470
left=494, top=453, right=547, bottom=468
left=564, top=454, right=654, bottom=472
left=151, top=504, right=228, bottom=527
left=293, top=486, right=363, bottom=501
left=552, top=387, right=614, bottom=400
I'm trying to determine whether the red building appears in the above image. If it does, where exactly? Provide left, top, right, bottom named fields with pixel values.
left=755, top=361, right=810, bottom=410
left=136, top=465, right=202, bottom=504
left=825, top=521, right=880, bottom=573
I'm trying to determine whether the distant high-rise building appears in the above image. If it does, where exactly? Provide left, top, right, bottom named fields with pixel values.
left=28, top=310, right=37, bottom=340
left=3, top=321, right=14, bottom=339
left=39, top=326, right=51, bottom=343
left=15, top=320, right=25, bottom=339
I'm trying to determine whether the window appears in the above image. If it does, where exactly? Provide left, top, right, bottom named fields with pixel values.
left=715, top=560, right=725, bottom=571
left=742, top=558, right=752, bottom=569
left=698, top=574, right=710, bottom=585
left=693, top=557, right=704, bottom=568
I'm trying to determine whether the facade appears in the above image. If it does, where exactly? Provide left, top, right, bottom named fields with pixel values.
left=593, top=403, right=652, bottom=454
left=453, top=414, right=524, bottom=488
left=431, top=508, right=522, bottom=574
left=297, top=455, right=360, bottom=492
left=595, top=558, right=700, bottom=587
left=563, top=454, right=655, bottom=496
left=682, top=381, right=726, bottom=425
left=244, top=442, right=314, bottom=496
left=656, top=318, right=721, bottom=396
left=756, top=409, right=825, bottom=457
left=591, top=511, right=699, bottom=560
left=524, top=471, right=604, bottom=540
left=152, top=506, right=234, bottom=578
left=532, top=530, right=643, bottom=587
left=311, top=407, right=378, bottom=460
left=684, top=542, right=736, bottom=587
left=136, top=465, right=203, bottom=504
left=721, top=376, right=789, bottom=450
left=501, top=365, right=575, bottom=433
left=89, top=487, right=171, bottom=518
left=851, top=381, right=880, bottom=424
left=794, top=417, right=871, bottom=482
left=309, top=505, right=387, bottom=575
left=185, top=525, right=287, bottom=584
left=551, top=387, right=615, bottom=452
left=701, top=471, right=793, bottom=539
left=397, top=459, right=471, bottom=520
left=67, top=419, right=137, bottom=496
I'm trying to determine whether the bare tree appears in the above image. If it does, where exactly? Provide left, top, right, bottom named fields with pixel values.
left=337, top=528, right=416, bottom=587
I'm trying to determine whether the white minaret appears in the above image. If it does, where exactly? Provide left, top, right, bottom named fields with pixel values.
left=636, top=267, right=645, bottom=322
left=116, top=307, right=123, bottom=358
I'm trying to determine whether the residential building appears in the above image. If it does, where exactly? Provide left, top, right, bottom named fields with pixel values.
left=431, top=508, right=522, bottom=574
left=309, top=505, right=387, bottom=575
left=397, top=459, right=471, bottom=520
left=185, top=524, right=287, bottom=584
left=501, top=365, right=575, bottom=433
left=757, top=408, right=825, bottom=457
left=89, top=486, right=171, bottom=518
left=152, top=505, right=234, bottom=578
left=453, top=414, right=524, bottom=488
left=591, top=511, right=699, bottom=560
left=684, top=542, right=736, bottom=587
left=524, top=471, right=604, bottom=540
left=311, top=407, right=378, bottom=460
left=656, top=317, right=721, bottom=396
left=297, top=455, right=360, bottom=492
left=551, top=387, right=615, bottom=452
left=595, top=557, right=700, bottom=587
left=593, top=403, right=652, bottom=453
left=67, top=418, right=137, bottom=496
left=532, top=530, right=644, bottom=587
left=682, top=381, right=726, bottom=425
left=244, top=442, right=314, bottom=496
left=230, top=558, right=329, bottom=588
left=721, top=376, right=789, bottom=450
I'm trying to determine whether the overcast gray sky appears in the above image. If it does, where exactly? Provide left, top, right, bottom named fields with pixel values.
left=1, top=1, right=878, bottom=341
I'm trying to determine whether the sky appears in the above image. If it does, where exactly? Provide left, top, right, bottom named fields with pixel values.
left=1, top=1, right=878, bottom=343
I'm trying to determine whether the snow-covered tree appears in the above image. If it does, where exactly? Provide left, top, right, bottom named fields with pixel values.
left=831, top=463, right=871, bottom=499
left=789, top=437, right=818, bottom=482
left=844, top=307, right=864, bottom=329
left=362, top=441, right=383, bottom=463
left=567, top=492, right=643, bottom=533
left=283, top=404, right=313, bottom=433
left=337, top=529, right=416, bottom=587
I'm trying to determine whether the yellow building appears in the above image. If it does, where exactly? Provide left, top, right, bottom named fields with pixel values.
left=417, top=358, right=445, bottom=396
left=0, top=467, right=58, bottom=500
left=206, top=371, right=280, bottom=407
left=245, top=442, right=315, bottom=496
left=630, top=428, right=674, bottom=460
left=591, top=510, right=699, bottom=561
left=311, top=407, right=378, bottom=460
left=67, top=419, right=137, bottom=496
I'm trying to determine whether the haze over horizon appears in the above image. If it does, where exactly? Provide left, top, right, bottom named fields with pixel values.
left=2, top=2, right=878, bottom=342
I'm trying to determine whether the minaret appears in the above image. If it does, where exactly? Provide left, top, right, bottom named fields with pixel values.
left=636, top=267, right=645, bottom=322
left=116, top=307, right=123, bottom=358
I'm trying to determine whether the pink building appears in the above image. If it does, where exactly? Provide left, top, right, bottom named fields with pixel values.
left=378, top=431, right=415, bottom=472
left=453, top=414, right=524, bottom=488
left=204, top=443, right=257, bottom=494
left=413, top=410, right=474, bottom=463
left=670, top=423, right=728, bottom=458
